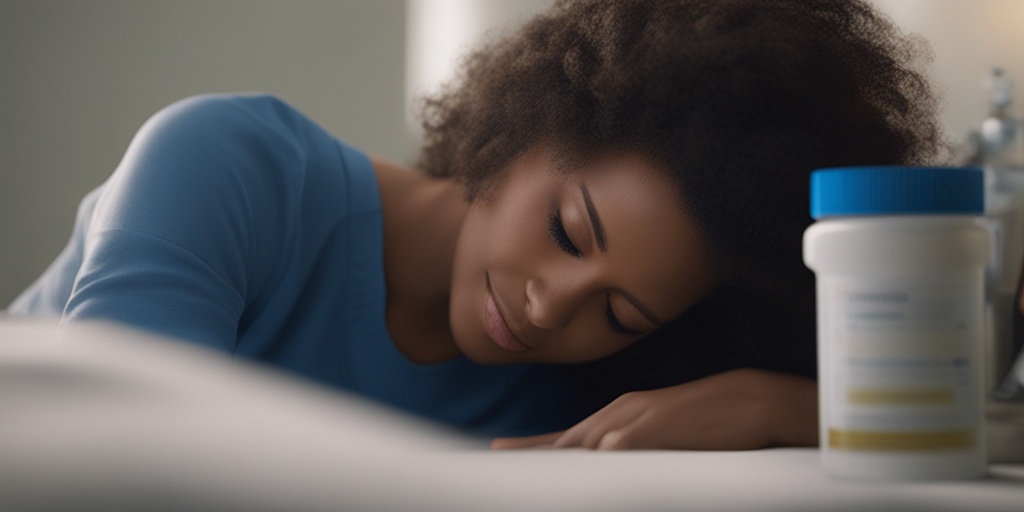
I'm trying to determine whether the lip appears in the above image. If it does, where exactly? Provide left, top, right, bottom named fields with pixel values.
left=484, top=275, right=533, bottom=353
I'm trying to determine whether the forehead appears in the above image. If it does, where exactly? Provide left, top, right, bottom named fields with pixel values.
left=570, top=152, right=680, bottom=211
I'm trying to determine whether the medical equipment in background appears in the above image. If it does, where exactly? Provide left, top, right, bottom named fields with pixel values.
left=963, top=67, right=1024, bottom=463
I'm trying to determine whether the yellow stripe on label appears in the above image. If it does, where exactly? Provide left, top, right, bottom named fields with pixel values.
left=829, top=429, right=974, bottom=451
left=847, top=389, right=953, bottom=406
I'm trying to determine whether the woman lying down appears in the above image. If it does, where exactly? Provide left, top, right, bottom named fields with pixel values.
left=7, top=0, right=942, bottom=450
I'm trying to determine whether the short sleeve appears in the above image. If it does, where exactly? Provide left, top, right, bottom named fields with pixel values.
left=64, top=94, right=317, bottom=350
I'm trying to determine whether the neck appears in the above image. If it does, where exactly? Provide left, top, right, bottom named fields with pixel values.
left=372, top=157, right=467, bottom=364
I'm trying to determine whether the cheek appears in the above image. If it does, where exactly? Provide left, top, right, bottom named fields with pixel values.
left=464, top=206, right=548, bottom=271
left=449, top=213, right=489, bottom=308
left=449, top=204, right=531, bottom=314
left=447, top=218, right=487, bottom=356
left=546, top=323, right=642, bottom=363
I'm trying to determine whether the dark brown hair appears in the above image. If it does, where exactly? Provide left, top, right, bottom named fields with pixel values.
left=416, top=0, right=942, bottom=411
left=418, top=0, right=939, bottom=279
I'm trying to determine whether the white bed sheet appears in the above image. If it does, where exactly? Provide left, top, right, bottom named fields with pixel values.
left=2, top=318, right=1022, bottom=512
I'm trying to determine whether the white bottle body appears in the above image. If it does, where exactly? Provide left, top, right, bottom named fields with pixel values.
left=804, top=216, right=989, bottom=480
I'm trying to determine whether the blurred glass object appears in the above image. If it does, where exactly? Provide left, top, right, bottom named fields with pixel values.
left=962, top=67, right=1024, bottom=463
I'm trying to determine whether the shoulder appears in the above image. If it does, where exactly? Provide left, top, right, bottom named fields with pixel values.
left=148, top=93, right=302, bottom=130
left=92, top=93, right=370, bottom=259
left=136, top=94, right=324, bottom=158
left=120, top=93, right=371, bottom=199
left=99, top=93, right=378, bottom=250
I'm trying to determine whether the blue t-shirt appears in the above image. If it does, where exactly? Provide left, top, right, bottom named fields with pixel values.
left=8, top=94, right=580, bottom=437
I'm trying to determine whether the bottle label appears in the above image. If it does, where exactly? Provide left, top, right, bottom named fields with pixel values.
left=819, top=273, right=982, bottom=451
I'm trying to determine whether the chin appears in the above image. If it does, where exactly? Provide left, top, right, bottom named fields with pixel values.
left=461, top=351, right=507, bottom=365
left=453, top=335, right=518, bottom=365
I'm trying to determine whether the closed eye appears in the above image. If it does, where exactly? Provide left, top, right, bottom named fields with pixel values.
left=606, top=296, right=642, bottom=336
left=548, top=208, right=582, bottom=258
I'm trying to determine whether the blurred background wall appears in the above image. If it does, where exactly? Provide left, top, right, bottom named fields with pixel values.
left=2, top=0, right=1023, bottom=307
left=0, top=0, right=412, bottom=306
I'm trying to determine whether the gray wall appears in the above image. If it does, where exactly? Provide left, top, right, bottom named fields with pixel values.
left=1, top=0, right=411, bottom=306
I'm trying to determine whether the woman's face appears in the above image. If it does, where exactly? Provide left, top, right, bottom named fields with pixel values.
left=449, top=147, right=717, bottom=364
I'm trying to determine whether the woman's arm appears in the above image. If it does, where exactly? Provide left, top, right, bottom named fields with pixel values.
left=491, top=368, right=818, bottom=450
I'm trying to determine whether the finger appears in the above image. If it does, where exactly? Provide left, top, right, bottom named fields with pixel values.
left=596, top=429, right=630, bottom=451
left=490, top=431, right=564, bottom=450
left=551, top=393, right=649, bottom=449
left=553, top=419, right=639, bottom=450
left=595, top=419, right=654, bottom=451
left=549, top=418, right=597, bottom=449
left=548, top=404, right=621, bottom=449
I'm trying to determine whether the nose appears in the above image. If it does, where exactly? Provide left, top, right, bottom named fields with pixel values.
left=524, top=270, right=596, bottom=330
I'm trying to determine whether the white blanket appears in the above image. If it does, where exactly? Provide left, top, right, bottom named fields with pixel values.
left=2, top=318, right=1022, bottom=512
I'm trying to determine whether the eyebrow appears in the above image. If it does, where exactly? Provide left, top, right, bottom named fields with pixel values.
left=579, top=183, right=663, bottom=327
left=580, top=183, right=607, bottom=252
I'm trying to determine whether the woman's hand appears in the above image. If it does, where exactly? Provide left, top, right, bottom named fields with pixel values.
left=491, top=368, right=818, bottom=451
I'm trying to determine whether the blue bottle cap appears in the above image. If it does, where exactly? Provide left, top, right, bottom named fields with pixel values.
left=810, top=166, right=984, bottom=219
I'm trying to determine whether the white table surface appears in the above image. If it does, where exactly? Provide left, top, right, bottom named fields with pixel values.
left=2, top=318, right=1022, bottom=512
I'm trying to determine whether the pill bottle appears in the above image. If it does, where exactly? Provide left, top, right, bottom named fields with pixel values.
left=803, top=166, right=989, bottom=481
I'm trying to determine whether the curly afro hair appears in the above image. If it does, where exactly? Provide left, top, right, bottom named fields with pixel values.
left=418, top=0, right=939, bottom=284
left=415, top=0, right=943, bottom=409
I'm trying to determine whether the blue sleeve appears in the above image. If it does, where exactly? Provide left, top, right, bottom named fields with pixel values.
left=63, top=94, right=331, bottom=351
